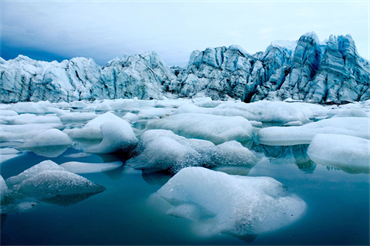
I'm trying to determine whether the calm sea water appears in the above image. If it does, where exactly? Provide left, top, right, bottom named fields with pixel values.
left=1, top=145, right=369, bottom=245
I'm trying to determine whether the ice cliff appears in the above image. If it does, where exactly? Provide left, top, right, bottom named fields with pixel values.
left=1, top=32, right=369, bottom=103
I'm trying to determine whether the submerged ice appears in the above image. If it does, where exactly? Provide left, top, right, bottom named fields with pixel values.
left=156, top=167, right=307, bottom=237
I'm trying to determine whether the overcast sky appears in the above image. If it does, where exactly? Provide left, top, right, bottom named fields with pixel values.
left=1, top=0, right=369, bottom=66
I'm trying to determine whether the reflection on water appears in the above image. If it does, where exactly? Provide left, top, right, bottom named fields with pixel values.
left=141, top=170, right=172, bottom=186
left=22, top=145, right=70, bottom=158
left=40, top=192, right=104, bottom=207
left=254, top=144, right=317, bottom=173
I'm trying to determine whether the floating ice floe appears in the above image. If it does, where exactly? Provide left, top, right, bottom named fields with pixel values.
left=332, top=109, right=368, bottom=118
left=0, top=148, right=24, bottom=163
left=86, top=120, right=138, bottom=154
left=70, top=100, right=88, bottom=109
left=20, top=129, right=72, bottom=157
left=16, top=170, right=105, bottom=198
left=59, top=112, right=97, bottom=123
left=146, top=113, right=253, bottom=144
left=0, top=110, right=18, bottom=116
left=8, top=102, right=45, bottom=114
left=6, top=160, right=65, bottom=188
left=137, top=108, right=174, bottom=119
left=211, top=141, right=259, bottom=167
left=156, top=167, right=307, bottom=237
left=5, top=114, right=62, bottom=125
left=60, top=161, right=122, bottom=174
left=6, top=160, right=105, bottom=200
left=127, top=130, right=258, bottom=173
left=122, top=112, right=139, bottom=123
left=64, top=112, right=124, bottom=140
left=175, top=101, right=314, bottom=123
left=95, top=101, right=113, bottom=111
left=307, top=134, right=370, bottom=174
left=258, top=117, right=370, bottom=146
left=0, top=123, right=63, bottom=143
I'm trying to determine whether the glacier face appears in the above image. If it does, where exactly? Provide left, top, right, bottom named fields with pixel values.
left=1, top=32, right=369, bottom=103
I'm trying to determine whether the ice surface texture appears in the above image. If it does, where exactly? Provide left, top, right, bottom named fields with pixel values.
left=1, top=33, right=369, bottom=104
left=156, top=167, right=307, bottom=236
left=307, top=134, right=370, bottom=173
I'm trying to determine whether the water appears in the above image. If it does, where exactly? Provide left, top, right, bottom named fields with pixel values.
left=1, top=146, right=369, bottom=245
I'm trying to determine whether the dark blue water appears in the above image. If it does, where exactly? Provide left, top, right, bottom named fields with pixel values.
left=1, top=147, right=369, bottom=245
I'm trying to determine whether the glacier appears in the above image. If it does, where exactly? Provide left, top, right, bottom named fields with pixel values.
left=1, top=32, right=369, bottom=104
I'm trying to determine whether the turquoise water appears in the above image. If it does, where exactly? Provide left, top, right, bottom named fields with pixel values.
left=1, top=146, right=369, bottom=245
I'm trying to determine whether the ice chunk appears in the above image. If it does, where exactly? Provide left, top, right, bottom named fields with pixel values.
left=0, top=148, right=20, bottom=155
left=146, top=113, right=253, bottom=144
left=86, top=120, right=138, bottom=154
left=95, top=101, right=113, bottom=111
left=60, top=161, right=122, bottom=174
left=284, top=121, right=303, bottom=126
left=70, top=101, right=88, bottom=109
left=20, top=129, right=72, bottom=157
left=122, top=112, right=139, bottom=123
left=0, top=175, right=8, bottom=201
left=8, top=102, right=44, bottom=114
left=6, top=160, right=65, bottom=188
left=127, top=136, right=201, bottom=172
left=211, top=141, right=258, bottom=167
left=258, top=117, right=370, bottom=146
left=6, top=114, right=62, bottom=125
left=156, top=167, right=307, bottom=236
left=137, top=108, right=173, bottom=119
left=0, top=148, right=23, bottom=163
left=332, top=109, right=368, bottom=118
left=59, top=112, right=97, bottom=123
left=0, top=110, right=18, bottom=116
left=0, top=123, right=63, bottom=143
left=16, top=170, right=105, bottom=198
left=307, top=134, right=370, bottom=174
left=64, top=112, right=123, bottom=139
left=216, top=101, right=313, bottom=123
left=176, top=101, right=313, bottom=123
left=128, top=130, right=258, bottom=173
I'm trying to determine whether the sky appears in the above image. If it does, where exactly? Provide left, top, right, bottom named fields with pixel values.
left=1, top=0, right=369, bottom=67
